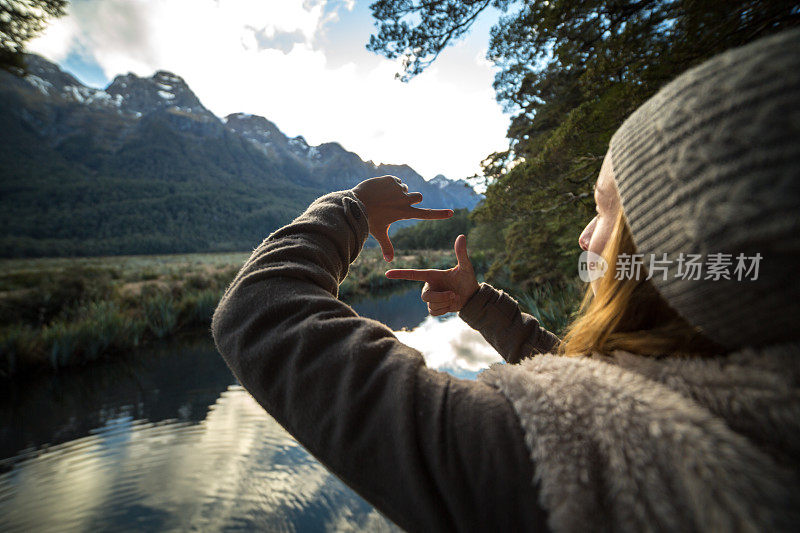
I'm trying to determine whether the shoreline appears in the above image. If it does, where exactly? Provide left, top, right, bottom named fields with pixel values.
left=0, top=249, right=456, bottom=378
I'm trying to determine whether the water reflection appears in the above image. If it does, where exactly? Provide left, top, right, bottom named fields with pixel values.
left=347, top=286, right=503, bottom=379
left=0, top=287, right=499, bottom=532
left=0, top=337, right=233, bottom=461
left=346, top=285, right=429, bottom=331
left=396, top=315, right=503, bottom=380
left=0, top=385, right=399, bottom=532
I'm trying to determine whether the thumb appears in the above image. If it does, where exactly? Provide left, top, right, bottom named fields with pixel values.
left=454, top=234, right=471, bottom=269
left=377, top=227, right=394, bottom=262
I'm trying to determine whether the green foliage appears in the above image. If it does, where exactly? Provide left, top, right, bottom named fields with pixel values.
left=0, top=301, right=142, bottom=375
left=0, top=264, right=113, bottom=326
left=178, top=288, right=222, bottom=327
left=0, top=253, right=239, bottom=376
left=367, top=0, right=512, bottom=81
left=391, top=209, right=473, bottom=250
left=0, top=0, right=67, bottom=71
left=0, top=250, right=454, bottom=376
left=516, top=280, right=584, bottom=337
left=44, top=300, right=140, bottom=370
left=0, top=92, right=320, bottom=258
left=0, top=324, right=40, bottom=376
left=370, top=0, right=799, bottom=284
left=339, top=248, right=455, bottom=299
left=144, top=289, right=178, bottom=339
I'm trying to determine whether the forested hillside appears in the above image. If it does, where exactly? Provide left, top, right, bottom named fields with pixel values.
left=369, top=0, right=798, bottom=286
left=0, top=55, right=481, bottom=257
left=391, top=209, right=473, bottom=250
left=0, top=82, right=314, bottom=256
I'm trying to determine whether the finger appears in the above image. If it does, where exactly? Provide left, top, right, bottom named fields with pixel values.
left=385, top=269, right=442, bottom=282
left=428, top=304, right=452, bottom=316
left=421, top=289, right=455, bottom=304
left=454, top=234, right=471, bottom=268
left=376, top=228, right=394, bottom=262
left=406, top=192, right=423, bottom=204
left=429, top=302, right=452, bottom=313
left=407, top=207, right=454, bottom=220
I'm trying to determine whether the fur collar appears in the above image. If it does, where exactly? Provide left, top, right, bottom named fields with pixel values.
left=477, top=342, right=800, bottom=532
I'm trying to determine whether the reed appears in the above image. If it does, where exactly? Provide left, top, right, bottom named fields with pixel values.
left=0, top=249, right=582, bottom=377
left=178, top=288, right=223, bottom=328
left=144, top=290, right=178, bottom=339
left=0, top=253, right=241, bottom=377
left=515, top=280, right=584, bottom=337
left=0, top=249, right=456, bottom=377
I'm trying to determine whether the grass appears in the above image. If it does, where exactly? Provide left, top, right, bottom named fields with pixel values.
left=0, top=248, right=456, bottom=377
left=0, top=247, right=583, bottom=377
left=339, top=248, right=455, bottom=299
left=483, top=263, right=586, bottom=338
left=515, top=280, right=585, bottom=337
left=0, top=252, right=241, bottom=377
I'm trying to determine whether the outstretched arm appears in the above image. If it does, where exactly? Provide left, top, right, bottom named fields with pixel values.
left=459, top=283, right=561, bottom=364
left=386, top=236, right=561, bottom=364
left=212, top=179, right=548, bottom=532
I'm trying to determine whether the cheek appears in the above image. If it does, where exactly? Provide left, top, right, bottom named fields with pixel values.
left=588, top=219, right=614, bottom=256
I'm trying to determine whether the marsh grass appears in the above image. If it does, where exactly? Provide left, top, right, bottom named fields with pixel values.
left=0, top=249, right=457, bottom=377
left=0, top=248, right=581, bottom=377
left=144, top=290, right=178, bottom=339
left=339, top=248, right=455, bottom=299
left=516, top=280, right=584, bottom=337
left=0, top=253, right=246, bottom=377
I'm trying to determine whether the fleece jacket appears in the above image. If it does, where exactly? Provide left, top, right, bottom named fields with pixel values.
left=212, top=190, right=800, bottom=532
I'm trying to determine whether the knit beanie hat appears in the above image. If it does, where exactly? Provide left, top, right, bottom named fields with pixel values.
left=609, top=28, right=800, bottom=351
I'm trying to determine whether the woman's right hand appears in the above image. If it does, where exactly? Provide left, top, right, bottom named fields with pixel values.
left=385, top=234, right=480, bottom=316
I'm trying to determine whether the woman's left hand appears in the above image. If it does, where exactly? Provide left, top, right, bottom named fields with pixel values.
left=353, top=175, right=454, bottom=262
left=384, top=234, right=479, bottom=315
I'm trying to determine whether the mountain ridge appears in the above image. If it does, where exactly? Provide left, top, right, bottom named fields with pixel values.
left=0, top=54, right=482, bottom=257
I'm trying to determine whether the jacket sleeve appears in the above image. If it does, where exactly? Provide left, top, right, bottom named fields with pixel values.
left=211, top=191, right=549, bottom=533
left=458, top=283, right=561, bottom=364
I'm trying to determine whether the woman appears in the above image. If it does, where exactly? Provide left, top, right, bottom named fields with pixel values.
left=212, top=29, right=800, bottom=532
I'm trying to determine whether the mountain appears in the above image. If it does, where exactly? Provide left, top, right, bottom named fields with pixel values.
left=0, top=55, right=481, bottom=257
left=222, top=113, right=480, bottom=209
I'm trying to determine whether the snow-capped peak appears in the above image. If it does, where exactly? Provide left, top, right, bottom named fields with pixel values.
left=104, top=68, right=208, bottom=117
left=430, top=174, right=450, bottom=188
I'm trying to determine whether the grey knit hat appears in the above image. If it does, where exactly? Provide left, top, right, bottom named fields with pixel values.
left=609, top=28, right=800, bottom=351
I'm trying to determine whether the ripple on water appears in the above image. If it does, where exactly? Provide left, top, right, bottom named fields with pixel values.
left=0, top=386, right=401, bottom=532
left=0, top=292, right=499, bottom=532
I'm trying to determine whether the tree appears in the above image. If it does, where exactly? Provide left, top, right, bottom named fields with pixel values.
left=368, top=0, right=799, bottom=285
left=1, top=0, right=67, bottom=71
left=392, top=208, right=473, bottom=250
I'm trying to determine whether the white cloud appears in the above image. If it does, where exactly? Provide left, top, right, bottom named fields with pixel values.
left=28, top=0, right=509, bottom=179
left=3, top=386, right=373, bottom=531
left=395, top=315, right=502, bottom=373
left=24, top=10, right=79, bottom=62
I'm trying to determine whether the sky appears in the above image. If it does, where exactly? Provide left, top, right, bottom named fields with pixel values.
left=28, top=0, right=511, bottom=181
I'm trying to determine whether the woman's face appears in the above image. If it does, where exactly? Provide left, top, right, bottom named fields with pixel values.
left=578, top=151, right=621, bottom=293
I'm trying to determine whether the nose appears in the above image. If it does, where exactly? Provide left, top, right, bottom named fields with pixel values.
left=579, top=233, right=589, bottom=252
left=579, top=217, right=596, bottom=251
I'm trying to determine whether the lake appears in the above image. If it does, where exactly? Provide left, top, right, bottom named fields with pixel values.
left=0, top=287, right=502, bottom=532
